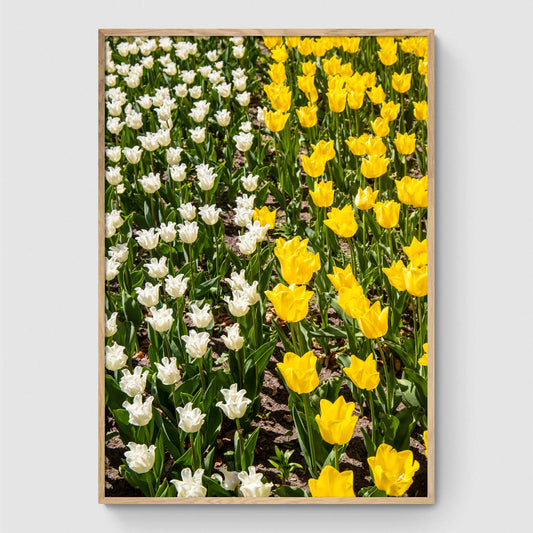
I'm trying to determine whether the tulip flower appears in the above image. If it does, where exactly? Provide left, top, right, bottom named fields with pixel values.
left=327, top=89, right=347, bottom=113
left=221, top=323, right=244, bottom=351
left=216, top=384, right=252, bottom=420
left=395, top=132, right=417, bottom=155
left=212, top=469, right=241, bottom=491
left=176, top=402, right=206, bottom=433
left=355, top=186, right=379, bottom=210
left=263, top=36, right=283, bottom=49
left=413, top=101, right=428, bottom=121
left=253, top=206, right=276, bottom=229
left=337, top=285, right=370, bottom=319
left=277, top=351, right=319, bottom=394
left=392, top=70, right=412, bottom=93
left=404, top=263, right=428, bottom=297
left=419, top=343, right=428, bottom=366
left=171, top=468, right=207, bottom=498
left=374, top=200, right=401, bottom=228
left=378, top=47, right=398, bottom=66
left=423, top=430, right=428, bottom=457
left=367, top=443, right=420, bottom=496
left=370, top=117, right=390, bottom=137
left=315, top=397, right=358, bottom=445
left=404, top=237, right=428, bottom=267
left=296, top=103, right=318, bottom=128
left=124, top=442, right=156, bottom=474
left=154, top=356, right=181, bottom=386
left=120, top=366, right=148, bottom=397
left=311, top=140, right=336, bottom=161
left=343, top=354, right=380, bottom=391
left=105, top=342, right=128, bottom=371
left=271, top=45, right=288, bottom=63
left=238, top=467, right=273, bottom=497
left=268, top=62, right=286, bottom=84
left=165, top=274, right=188, bottom=299
left=123, top=394, right=153, bottom=426
left=265, top=283, right=314, bottom=323
left=301, top=152, right=326, bottom=178
left=381, top=101, right=400, bottom=121
left=395, top=175, right=428, bottom=207
left=308, top=466, right=355, bottom=497
left=309, top=180, right=334, bottom=208
left=105, top=312, right=118, bottom=337
left=297, top=74, right=318, bottom=102
left=358, top=301, right=389, bottom=339
left=274, top=236, right=321, bottom=285
left=382, top=260, right=407, bottom=291
left=324, top=205, right=358, bottom=238
left=361, top=154, right=390, bottom=179
left=264, top=83, right=291, bottom=112
left=327, top=264, right=358, bottom=291
left=181, top=329, right=210, bottom=359
left=367, top=85, right=386, bottom=105
left=345, top=134, right=369, bottom=156
left=264, top=109, right=289, bottom=132
left=364, top=136, right=387, bottom=157
left=135, top=282, right=160, bottom=307
left=145, top=304, right=174, bottom=333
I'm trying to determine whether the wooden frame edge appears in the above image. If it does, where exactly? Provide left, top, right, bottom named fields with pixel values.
left=98, top=28, right=435, bottom=505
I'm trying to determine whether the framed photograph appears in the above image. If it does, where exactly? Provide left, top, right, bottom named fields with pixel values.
left=99, top=29, right=434, bottom=504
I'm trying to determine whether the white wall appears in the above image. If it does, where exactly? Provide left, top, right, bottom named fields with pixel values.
left=2, top=1, right=532, bottom=531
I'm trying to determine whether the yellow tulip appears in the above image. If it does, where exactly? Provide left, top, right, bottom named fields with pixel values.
left=395, top=132, right=417, bottom=155
left=327, top=89, right=347, bottom=113
left=347, top=89, right=365, bottom=110
left=301, top=153, right=326, bottom=178
left=362, top=71, right=376, bottom=88
left=277, top=350, right=319, bottom=394
left=265, top=283, right=314, bottom=323
left=419, top=343, right=428, bottom=367
left=399, top=37, right=416, bottom=54
left=297, top=74, right=318, bottom=102
left=343, top=354, right=380, bottom=391
left=285, top=36, right=300, bottom=48
left=404, top=263, right=428, bottom=297
left=371, top=117, right=390, bottom=137
left=404, top=237, right=428, bottom=267
left=315, top=397, right=358, bottom=445
left=342, top=37, right=360, bottom=54
left=323, top=56, right=342, bottom=76
left=412, top=37, right=428, bottom=58
left=423, top=430, right=428, bottom=457
left=361, top=155, right=390, bottom=179
left=355, top=186, right=379, bottom=210
left=309, top=180, right=334, bottom=208
left=301, top=61, right=316, bottom=76
left=296, top=103, right=318, bottom=128
left=418, top=58, right=428, bottom=76
left=309, top=466, right=355, bottom=497
left=381, top=101, right=400, bottom=121
left=364, top=136, right=387, bottom=157
left=271, top=45, right=288, bottom=63
left=268, top=62, right=287, bottom=85
left=345, top=134, right=369, bottom=156
left=264, top=110, right=290, bottom=133
left=378, top=47, right=398, bottom=66
left=376, top=36, right=395, bottom=48
left=311, top=140, right=336, bottom=161
left=327, top=264, right=359, bottom=291
left=392, top=70, right=412, bottom=93
left=263, top=36, right=283, bottom=49
left=339, top=63, right=353, bottom=78
left=382, top=260, right=407, bottom=291
left=324, top=205, right=358, bottom=238
left=337, top=285, right=370, bottom=319
left=253, top=206, right=277, bottom=230
left=358, top=301, right=389, bottom=339
left=274, top=236, right=321, bottom=285
left=311, top=38, right=328, bottom=57
left=367, top=85, right=386, bottom=105
left=264, top=83, right=291, bottom=112
left=395, top=175, right=428, bottom=207
left=373, top=200, right=400, bottom=228
left=298, top=38, right=314, bottom=56
left=413, top=101, right=428, bottom=121
left=368, top=443, right=420, bottom=497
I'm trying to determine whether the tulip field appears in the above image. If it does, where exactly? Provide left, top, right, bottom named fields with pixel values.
left=102, top=33, right=432, bottom=500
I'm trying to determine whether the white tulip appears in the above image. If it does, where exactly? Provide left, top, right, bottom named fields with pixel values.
left=166, top=147, right=183, bottom=165
left=135, top=282, right=160, bottom=307
left=144, top=256, right=169, bottom=279
left=139, top=172, right=161, bottom=194
left=165, top=274, right=189, bottom=298
left=120, top=366, right=148, bottom=397
left=146, top=304, right=174, bottom=333
left=189, top=126, right=206, bottom=144
left=234, top=207, right=254, bottom=228
left=123, top=146, right=143, bottom=164
left=181, top=329, right=210, bottom=359
left=198, top=65, right=213, bottom=78
left=241, top=280, right=260, bottom=305
left=187, top=303, right=213, bottom=329
left=105, top=74, right=117, bottom=87
left=163, top=62, right=177, bottom=76
left=108, top=242, right=129, bottom=263
left=157, top=222, right=177, bottom=243
left=141, top=55, right=154, bottom=69
left=235, top=194, right=255, bottom=210
left=178, top=202, right=197, bottom=221
left=233, top=131, right=253, bottom=152
left=224, top=292, right=250, bottom=317
left=126, top=110, right=143, bottom=130
left=221, top=323, right=244, bottom=351
left=106, top=117, right=125, bottom=134
left=237, top=232, right=257, bottom=255
left=176, top=403, right=206, bottom=433
left=174, top=83, right=188, bottom=98
left=238, top=467, right=273, bottom=497
left=135, top=228, right=160, bottom=250
left=225, top=269, right=247, bottom=292
left=105, top=312, right=118, bottom=337
left=189, top=85, right=202, bottom=99
left=154, top=356, right=181, bottom=386
left=123, top=394, right=153, bottom=426
left=157, top=129, right=171, bottom=147
left=105, top=257, right=121, bottom=281
left=212, top=469, right=240, bottom=491
left=170, top=163, right=187, bottom=182
left=234, top=77, right=247, bottom=92
left=232, top=44, right=245, bottom=59
left=198, top=204, right=222, bottom=225
left=196, top=163, right=217, bottom=191
left=106, top=100, right=123, bottom=117
left=138, top=133, right=160, bottom=151
left=241, top=173, right=258, bottom=192
left=235, top=91, right=250, bottom=107
left=171, top=468, right=207, bottom=498
left=216, top=82, right=232, bottom=98
left=178, top=221, right=199, bottom=244
left=105, top=341, right=128, bottom=370
left=239, top=120, right=252, bottom=133
left=216, top=384, right=251, bottom=420
left=125, top=443, right=156, bottom=474
left=206, top=50, right=219, bottom=62
left=215, top=109, right=231, bottom=127
left=106, top=146, right=122, bottom=163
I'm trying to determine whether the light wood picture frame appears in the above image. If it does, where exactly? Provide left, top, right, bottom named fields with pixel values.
left=99, top=28, right=435, bottom=504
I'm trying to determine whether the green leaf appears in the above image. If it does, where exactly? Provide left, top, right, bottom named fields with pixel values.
left=274, top=486, right=307, bottom=497
left=358, top=486, right=387, bottom=498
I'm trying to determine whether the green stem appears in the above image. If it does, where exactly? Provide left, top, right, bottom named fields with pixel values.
left=235, top=418, right=246, bottom=471
left=188, top=242, right=195, bottom=297
left=334, top=444, right=340, bottom=470
left=145, top=472, right=155, bottom=497
left=368, top=390, right=377, bottom=447
left=190, top=432, right=198, bottom=471
left=289, top=322, right=301, bottom=355
left=412, top=296, right=418, bottom=358
left=348, top=237, right=359, bottom=275
left=198, top=356, right=206, bottom=393
left=302, top=393, right=318, bottom=477
left=388, top=229, right=394, bottom=260
left=376, top=337, right=393, bottom=414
